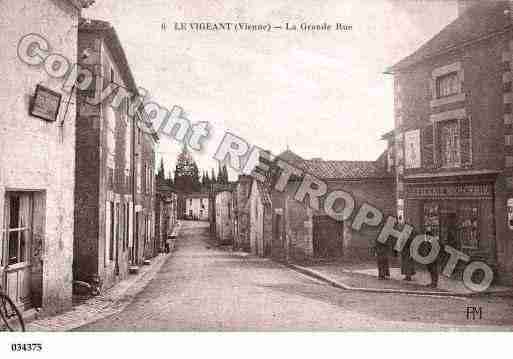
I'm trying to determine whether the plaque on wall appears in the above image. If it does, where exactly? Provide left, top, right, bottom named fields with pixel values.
left=30, top=84, right=62, bottom=122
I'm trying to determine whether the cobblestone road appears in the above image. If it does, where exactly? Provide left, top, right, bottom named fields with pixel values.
left=77, top=221, right=513, bottom=331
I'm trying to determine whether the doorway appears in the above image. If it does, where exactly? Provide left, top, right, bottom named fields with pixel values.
left=313, top=215, right=344, bottom=258
left=2, top=192, right=42, bottom=310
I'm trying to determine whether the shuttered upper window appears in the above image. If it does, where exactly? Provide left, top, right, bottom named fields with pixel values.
left=436, top=72, right=459, bottom=98
left=439, top=120, right=460, bottom=167
left=421, top=117, right=471, bottom=169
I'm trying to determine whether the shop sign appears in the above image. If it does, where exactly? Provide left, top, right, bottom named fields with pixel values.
left=404, top=129, right=421, bottom=169
left=407, top=183, right=493, bottom=198
left=30, top=84, right=62, bottom=122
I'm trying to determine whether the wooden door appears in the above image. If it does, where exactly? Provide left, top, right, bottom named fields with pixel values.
left=3, top=193, right=33, bottom=310
left=313, top=215, right=343, bottom=258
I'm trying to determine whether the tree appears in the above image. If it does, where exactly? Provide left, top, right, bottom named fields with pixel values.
left=217, top=162, right=224, bottom=184
left=191, top=161, right=201, bottom=192
left=167, top=170, right=174, bottom=187
left=174, top=145, right=196, bottom=192
left=216, top=162, right=229, bottom=184
left=204, top=171, right=211, bottom=187
left=211, top=168, right=217, bottom=185
left=222, top=164, right=229, bottom=184
left=157, top=158, right=165, bottom=183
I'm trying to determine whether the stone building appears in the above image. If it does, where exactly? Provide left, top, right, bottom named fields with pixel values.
left=74, top=19, right=157, bottom=291
left=135, top=119, right=157, bottom=262
left=387, top=0, right=513, bottom=284
left=184, top=192, right=209, bottom=220
left=0, top=0, right=93, bottom=315
left=249, top=180, right=273, bottom=257
left=232, top=175, right=252, bottom=251
left=155, top=180, right=178, bottom=253
left=215, top=190, right=233, bottom=244
left=74, top=19, right=136, bottom=290
left=269, top=151, right=394, bottom=263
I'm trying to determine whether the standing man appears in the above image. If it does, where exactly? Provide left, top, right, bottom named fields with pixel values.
left=401, top=236, right=416, bottom=281
left=374, top=240, right=390, bottom=280
left=423, top=228, right=440, bottom=288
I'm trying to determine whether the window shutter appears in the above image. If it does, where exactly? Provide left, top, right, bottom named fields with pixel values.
left=421, top=125, right=434, bottom=168
left=103, top=63, right=110, bottom=90
left=460, top=117, right=472, bottom=166
left=428, top=78, right=435, bottom=99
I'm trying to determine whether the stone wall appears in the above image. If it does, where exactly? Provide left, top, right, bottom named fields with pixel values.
left=0, top=0, right=81, bottom=315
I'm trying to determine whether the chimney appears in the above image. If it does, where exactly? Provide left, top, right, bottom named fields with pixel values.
left=457, top=0, right=480, bottom=16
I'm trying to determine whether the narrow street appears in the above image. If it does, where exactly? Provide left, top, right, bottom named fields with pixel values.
left=77, top=221, right=513, bottom=331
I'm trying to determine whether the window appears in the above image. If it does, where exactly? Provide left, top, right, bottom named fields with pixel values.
left=110, top=68, right=115, bottom=84
left=142, top=163, right=146, bottom=193
left=422, top=202, right=440, bottom=238
left=108, top=167, right=114, bottom=189
left=436, top=72, right=459, bottom=98
left=439, top=120, right=460, bottom=167
left=458, top=202, right=479, bottom=249
left=109, top=201, right=115, bottom=261
left=115, top=202, right=120, bottom=258
left=123, top=203, right=128, bottom=251
left=5, top=194, right=32, bottom=266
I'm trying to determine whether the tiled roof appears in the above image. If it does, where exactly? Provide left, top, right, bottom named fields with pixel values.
left=389, top=1, right=511, bottom=72
left=157, top=182, right=176, bottom=194
left=292, top=159, right=391, bottom=180
left=276, top=149, right=304, bottom=162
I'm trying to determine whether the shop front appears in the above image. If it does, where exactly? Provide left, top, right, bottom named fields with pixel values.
left=404, top=175, right=497, bottom=274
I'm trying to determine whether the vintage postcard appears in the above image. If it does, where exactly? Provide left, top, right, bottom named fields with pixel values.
left=1, top=0, right=512, bottom=357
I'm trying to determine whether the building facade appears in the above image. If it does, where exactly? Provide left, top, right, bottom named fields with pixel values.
left=74, top=19, right=141, bottom=290
left=232, top=175, right=252, bottom=251
left=135, top=121, right=157, bottom=262
left=155, top=181, right=178, bottom=253
left=269, top=153, right=394, bottom=263
left=388, top=1, right=513, bottom=284
left=0, top=0, right=92, bottom=315
left=249, top=180, right=273, bottom=257
left=215, top=190, right=233, bottom=244
left=74, top=19, right=157, bottom=292
left=184, top=193, right=209, bottom=220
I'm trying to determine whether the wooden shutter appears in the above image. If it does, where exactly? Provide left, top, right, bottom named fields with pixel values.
left=103, top=63, right=110, bottom=90
left=460, top=117, right=472, bottom=166
left=421, top=125, right=434, bottom=168
left=428, top=77, right=435, bottom=100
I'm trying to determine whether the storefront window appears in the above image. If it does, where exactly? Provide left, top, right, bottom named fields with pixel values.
left=423, top=202, right=440, bottom=237
left=457, top=202, right=479, bottom=249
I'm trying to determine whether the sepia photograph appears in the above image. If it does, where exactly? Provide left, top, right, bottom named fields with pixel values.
left=1, top=0, right=513, bottom=357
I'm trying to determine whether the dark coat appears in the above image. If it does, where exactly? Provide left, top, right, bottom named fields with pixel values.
left=400, top=236, right=416, bottom=276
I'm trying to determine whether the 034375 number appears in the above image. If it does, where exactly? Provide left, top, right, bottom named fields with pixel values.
left=11, top=343, right=43, bottom=352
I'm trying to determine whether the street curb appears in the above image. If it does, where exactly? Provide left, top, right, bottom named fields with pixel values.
left=286, top=263, right=513, bottom=298
left=26, top=253, right=171, bottom=332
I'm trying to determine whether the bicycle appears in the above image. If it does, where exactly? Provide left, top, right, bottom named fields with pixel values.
left=0, top=285, right=25, bottom=332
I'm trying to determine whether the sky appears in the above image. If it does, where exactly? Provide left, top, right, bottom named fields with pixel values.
left=84, top=0, right=458, bottom=179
